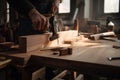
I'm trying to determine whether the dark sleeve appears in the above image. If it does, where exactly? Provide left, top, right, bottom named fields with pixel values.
left=7, top=0, right=35, bottom=16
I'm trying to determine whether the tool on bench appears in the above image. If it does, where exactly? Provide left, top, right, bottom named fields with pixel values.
left=58, top=47, right=72, bottom=56
left=113, top=45, right=120, bottom=49
left=40, top=47, right=72, bottom=56
left=107, top=57, right=120, bottom=61
left=52, top=47, right=72, bottom=56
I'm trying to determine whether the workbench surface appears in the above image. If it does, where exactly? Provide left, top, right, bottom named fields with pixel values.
left=0, top=37, right=120, bottom=78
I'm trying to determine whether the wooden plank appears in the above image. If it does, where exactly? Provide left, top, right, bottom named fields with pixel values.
left=89, top=31, right=115, bottom=40
left=32, top=67, right=46, bottom=80
left=75, top=74, right=84, bottom=80
left=0, top=57, right=11, bottom=69
left=19, top=30, right=78, bottom=53
left=52, top=70, right=68, bottom=80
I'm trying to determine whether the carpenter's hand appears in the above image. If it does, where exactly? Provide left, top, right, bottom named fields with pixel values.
left=29, top=8, right=49, bottom=31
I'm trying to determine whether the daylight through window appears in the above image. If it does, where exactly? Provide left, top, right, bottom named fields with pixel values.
left=104, top=0, right=119, bottom=13
left=59, top=0, right=70, bottom=13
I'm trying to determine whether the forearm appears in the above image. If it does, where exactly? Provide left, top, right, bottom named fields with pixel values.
left=7, top=0, right=35, bottom=16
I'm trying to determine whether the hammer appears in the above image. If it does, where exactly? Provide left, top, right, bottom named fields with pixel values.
left=49, top=15, right=59, bottom=41
left=44, top=14, right=59, bottom=41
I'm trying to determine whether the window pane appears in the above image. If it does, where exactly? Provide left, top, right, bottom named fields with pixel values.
left=59, top=0, right=70, bottom=13
left=104, top=0, right=119, bottom=13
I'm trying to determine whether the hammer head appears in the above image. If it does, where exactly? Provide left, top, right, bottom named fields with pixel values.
left=49, top=34, right=59, bottom=41
left=44, top=14, right=59, bottom=41
left=49, top=16, right=59, bottom=41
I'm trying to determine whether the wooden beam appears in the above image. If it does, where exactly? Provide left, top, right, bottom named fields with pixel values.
left=19, top=30, right=78, bottom=53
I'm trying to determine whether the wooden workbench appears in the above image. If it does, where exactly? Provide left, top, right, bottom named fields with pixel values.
left=0, top=36, right=120, bottom=79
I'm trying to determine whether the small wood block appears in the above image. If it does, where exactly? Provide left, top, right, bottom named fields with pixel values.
left=19, top=33, right=51, bottom=53
left=59, top=48, right=72, bottom=56
left=64, top=41, right=72, bottom=44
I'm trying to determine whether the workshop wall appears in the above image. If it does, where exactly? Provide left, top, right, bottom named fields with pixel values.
left=79, top=0, right=120, bottom=32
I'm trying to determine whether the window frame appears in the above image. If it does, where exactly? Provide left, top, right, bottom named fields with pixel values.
left=93, top=0, right=120, bottom=19
left=104, top=0, right=119, bottom=13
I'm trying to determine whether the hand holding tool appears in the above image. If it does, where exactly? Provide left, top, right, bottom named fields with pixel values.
left=49, top=15, right=59, bottom=41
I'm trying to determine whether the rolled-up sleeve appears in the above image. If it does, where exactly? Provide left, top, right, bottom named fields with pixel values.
left=7, top=0, right=35, bottom=16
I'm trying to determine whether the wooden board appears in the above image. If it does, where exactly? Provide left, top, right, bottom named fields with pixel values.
left=0, top=57, right=11, bottom=69
left=19, top=30, right=78, bottom=53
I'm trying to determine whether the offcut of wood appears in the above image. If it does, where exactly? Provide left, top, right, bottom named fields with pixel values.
left=19, top=33, right=51, bottom=53
left=90, top=31, right=115, bottom=40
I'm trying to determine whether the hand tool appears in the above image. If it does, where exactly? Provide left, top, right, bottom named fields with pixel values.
left=108, top=57, right=120, bottom=61
left=40, top=47, right=72, bottom=56
left=113, top=45, right=120, bottom=49
left=59, top=48, right=72, bottom=56
left=49, top=15, right=59, bottom=41
left=44, top=14, right=59, bottom=42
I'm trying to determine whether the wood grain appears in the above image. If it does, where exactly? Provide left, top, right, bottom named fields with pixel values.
left=19, top=33, right=51, bottom=53
left=19, top=30, right=78, bottom=53
left=1, top=36, right=120, bottom=78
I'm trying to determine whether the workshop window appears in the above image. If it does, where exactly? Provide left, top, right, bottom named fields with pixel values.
left=104, top=0, right=119, bottom=13
left=93, top=0, right=120, bottom=19
left=59, top=0, right=70, bottom=13
left=7, top=2, right=10, bottom=23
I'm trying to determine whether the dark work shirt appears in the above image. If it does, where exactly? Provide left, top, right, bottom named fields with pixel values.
left=29, top=0, right=53, bottom=14
left=7, top=0, right=53, bottom=16
left=6, top=0, right=53, bottom=37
